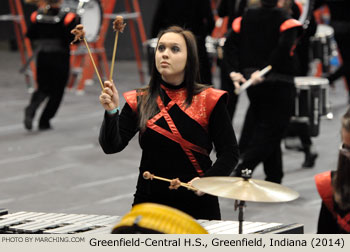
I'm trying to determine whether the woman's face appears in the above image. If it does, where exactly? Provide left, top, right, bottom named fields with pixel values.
left=155, top=32, right=187, bottom=85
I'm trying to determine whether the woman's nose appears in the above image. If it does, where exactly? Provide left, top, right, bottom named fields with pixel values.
left=161, top=49, right=169, bottom=58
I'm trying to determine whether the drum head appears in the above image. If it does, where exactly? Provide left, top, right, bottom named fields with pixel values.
left=294, top=76, right=329, bottom=88
left=62, top=0, right=102, bottom=42
left=79, top=0, right=102, bottom=42
left=315, top=24, right=334, bottom=38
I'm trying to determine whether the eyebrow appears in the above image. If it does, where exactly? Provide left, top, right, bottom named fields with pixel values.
left=158, top=42, right=181, bottom=46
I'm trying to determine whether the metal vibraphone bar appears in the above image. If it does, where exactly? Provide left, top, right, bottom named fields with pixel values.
left=0, top=210, right=303, bottom=234
left=197, top=220, right=304, bottom=234
left=0, top=209, right=121, bottom=234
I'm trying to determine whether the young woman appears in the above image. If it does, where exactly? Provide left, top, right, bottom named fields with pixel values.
left=99, top=26, right=239, bottom=220
left=315, top=109, right=350, bottom=233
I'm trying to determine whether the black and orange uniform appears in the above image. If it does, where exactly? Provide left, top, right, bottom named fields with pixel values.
left=224, top=5, right=302, bottom=183
left=314, top=0, right=350, bottom=94
left=293, top=0, right=317, bottom=76
left=24, top=6, right=79, bottom=130
left=99, top=81, right=239, bottom=220
left=315, top=171, right=350, bottom=233
left=217, top=0, right=245, bottom=120
left=285, top=0, right=318, bottom=168
left=151, top=0, right=215, bottom=85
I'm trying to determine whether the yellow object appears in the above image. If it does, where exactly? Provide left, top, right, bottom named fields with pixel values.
left=112, top=203, right=208, bottom=234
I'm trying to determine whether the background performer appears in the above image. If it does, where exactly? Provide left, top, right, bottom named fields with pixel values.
left=24, top=0, right=80, bottom=131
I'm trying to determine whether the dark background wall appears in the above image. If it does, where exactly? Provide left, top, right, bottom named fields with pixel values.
left=0, top=0, right=158, bottom=60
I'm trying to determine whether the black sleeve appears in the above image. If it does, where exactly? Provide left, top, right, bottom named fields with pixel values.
left=268, top=26, right=300, bottom=69
left=223, top=29, right=240, bottom=73
left=317, top=202, right=340, bottom=234
left=99, top=103, right=139, bottom=154
left=205, top=95, right=239, bottom=176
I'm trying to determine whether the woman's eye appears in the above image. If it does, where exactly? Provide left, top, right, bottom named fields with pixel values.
left=157, top=45, right=165, bottom=51
left=171, top=46, right=180, bottom=52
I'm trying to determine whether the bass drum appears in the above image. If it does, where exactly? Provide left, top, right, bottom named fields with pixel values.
left=62, top=0, right=102, bottom=42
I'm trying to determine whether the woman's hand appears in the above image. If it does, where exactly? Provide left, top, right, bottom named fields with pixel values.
left=99, top=80, right=119, bottom=112
left=169, top=178, right=181, bottom=190
left=188, top=177, right=205, bottom=196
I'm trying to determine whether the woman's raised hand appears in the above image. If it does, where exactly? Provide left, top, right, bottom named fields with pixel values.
left=99, top=80, right=119, bottom=112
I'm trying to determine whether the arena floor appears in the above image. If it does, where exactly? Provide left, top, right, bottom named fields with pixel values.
left=0, top=46, right=348, bottom=233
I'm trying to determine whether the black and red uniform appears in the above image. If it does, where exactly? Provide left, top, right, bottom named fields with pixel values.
left=315, top=171, right=350, bottom=233
left=24, top=6, right=79, bottom=130
left=224, top=6, right=302, bottom=183
left=99, top=81, right=239, bottom=220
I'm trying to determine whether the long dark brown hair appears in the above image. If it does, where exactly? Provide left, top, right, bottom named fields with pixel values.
left=333, top=108, right=350, bottom=210
left=137, top=26, right=208, bottom=130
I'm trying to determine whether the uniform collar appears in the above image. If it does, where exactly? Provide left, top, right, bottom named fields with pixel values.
left=160, top=79, right=185, bottom=90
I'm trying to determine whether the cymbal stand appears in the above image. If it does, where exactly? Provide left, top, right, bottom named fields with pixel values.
left=235, top=168, right=252, bottom=234
left=235, top=200, right=246, bottom=234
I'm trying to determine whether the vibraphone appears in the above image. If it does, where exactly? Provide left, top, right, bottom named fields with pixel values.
left=0, top=209, right=303, bottom=234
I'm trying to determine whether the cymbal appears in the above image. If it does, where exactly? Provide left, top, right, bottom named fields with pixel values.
left=192, top=177, right=299, bottom=202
